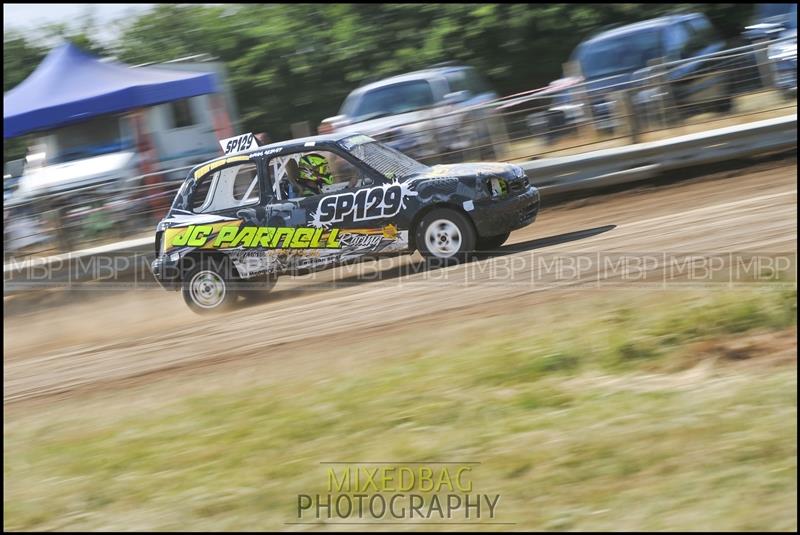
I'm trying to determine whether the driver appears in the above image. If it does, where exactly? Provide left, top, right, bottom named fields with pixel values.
left=297, top=153, right=335, bottom=196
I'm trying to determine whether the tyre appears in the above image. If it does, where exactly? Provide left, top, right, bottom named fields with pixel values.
left=415, top=207, right=476, bottom=264
left=239, top=272, right=278, bottom=304
left=182, top=257, right=239, bottom=314
left=476, top=232, right=510, bottom=252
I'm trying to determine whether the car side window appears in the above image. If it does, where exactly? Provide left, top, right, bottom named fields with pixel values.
left=268, top=150, right=371, bottom=201
left=666, top=23, right=690, bottom=59
left=192, top=162, right=260, bottom=213
left=684, top=17, right=718, bottom=56
left=445, top=70, right=471, bottom=95
left=466, top=68, right=490, bottom=94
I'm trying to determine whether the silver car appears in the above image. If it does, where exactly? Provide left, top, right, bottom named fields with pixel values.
left=322, top=65, right=508, bottom=163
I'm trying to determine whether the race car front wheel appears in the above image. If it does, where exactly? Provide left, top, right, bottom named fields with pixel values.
left=182, top=257, right=238, bottom=314
left=415, top=208, right=476, bottom=264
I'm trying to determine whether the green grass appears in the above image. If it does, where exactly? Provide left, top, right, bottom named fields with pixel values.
left=4, top=289, right=797, bottom=531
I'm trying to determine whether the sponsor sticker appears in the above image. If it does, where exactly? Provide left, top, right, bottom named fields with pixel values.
left=220, top=133, right=259, bottom=154
left=309, top=181, right=418, bottom=228
left=169, top=225, right=342, bottom=250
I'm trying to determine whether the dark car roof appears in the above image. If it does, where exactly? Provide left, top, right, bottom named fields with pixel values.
left=256, top=132, right=352, bottom=150
left=582, top=13, right=700, bottom=45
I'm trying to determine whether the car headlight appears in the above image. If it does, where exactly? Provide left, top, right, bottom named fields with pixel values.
left=488, top=177, right=508, bottom=198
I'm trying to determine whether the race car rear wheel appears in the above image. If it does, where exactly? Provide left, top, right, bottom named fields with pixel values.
left=476, top=232, right=510, bottom=251
left=182, top=257, right=238, bottom=314
left=416, top=208, right=476, bottom=263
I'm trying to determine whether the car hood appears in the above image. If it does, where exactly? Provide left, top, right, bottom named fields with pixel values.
left=15, top=151, right=138, bottom=199
left=407, top=161, right=522, bottom=182
left=337, top=109, right=435, bottom=135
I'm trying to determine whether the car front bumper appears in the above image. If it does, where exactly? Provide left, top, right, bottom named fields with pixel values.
left=151, top=254, right=182, bottom=291
left=471, top=185, right=540, bottom=237
left=774, top=58, right=797, bottom=92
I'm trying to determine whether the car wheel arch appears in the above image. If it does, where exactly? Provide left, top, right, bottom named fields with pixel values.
left=178, top=251, right=241, bottom=282
left=408, top=202, right=478, bottom=251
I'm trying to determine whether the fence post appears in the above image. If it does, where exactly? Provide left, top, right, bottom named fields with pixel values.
left=487, top=111, right=511, bottom=161
left=564, top=61, right=599, bottom=136
left=613, top=89, right=639, bottom=144
left=647, top=58, right=678, bottom=128
left=753, top=39, right=775, bottom=90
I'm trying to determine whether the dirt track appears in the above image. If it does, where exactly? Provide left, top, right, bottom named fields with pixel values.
left=4, top=161, right=797, bottom=405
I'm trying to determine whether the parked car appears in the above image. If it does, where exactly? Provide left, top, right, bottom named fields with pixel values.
left=321, top=65, right=509, bottom=163
left=767, top=5, right=797, bottom=99
left=151, top=132, right=539, bottom=313
left=3, top=158, right=24, bottom=203
left=743, top=3, right=798, bottom=43
left=529, top=13, right=735, bottom=142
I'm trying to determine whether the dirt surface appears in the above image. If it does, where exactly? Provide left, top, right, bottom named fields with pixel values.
left=4, top=161, right=797, bottom=406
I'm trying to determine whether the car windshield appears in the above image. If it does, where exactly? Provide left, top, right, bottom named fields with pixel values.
left=577, top=28, right=663, bottom=79
left=340, top=135, right=429, bottom=180
left=756, top=3, right=795, bottom=21
left=344, top=80, right=436, bottom=123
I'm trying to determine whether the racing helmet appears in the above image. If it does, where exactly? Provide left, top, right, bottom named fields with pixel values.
left=297, top=153, right=334, bottom=194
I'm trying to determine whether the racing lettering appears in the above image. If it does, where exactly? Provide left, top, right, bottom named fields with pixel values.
left=339, top=233, right=382, bottom=249
left=225, top=134, right=253, bottom=154
left=230, top=226, right=257, bottom=247
left=221, top=133, right=257, bottom=154
left=288, top=227, right=315, bottom=248
left=169, top=226, right=348, bottom=250
left=212, top=226, right=239, bottom=247
left=318, top=197, right=338, bottom=222
left=170, top=225, right=213, bottom=247
left=310, top=182, right=417, bottom=227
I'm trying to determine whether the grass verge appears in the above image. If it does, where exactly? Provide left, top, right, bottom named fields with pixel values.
left=4, top=289, right=797, bottom=531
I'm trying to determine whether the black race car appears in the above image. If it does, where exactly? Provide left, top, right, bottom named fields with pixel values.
left=151, top=133, right=539, bottom=313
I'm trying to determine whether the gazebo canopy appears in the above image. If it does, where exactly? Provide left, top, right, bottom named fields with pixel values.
left=4, top=43, right=217, bottom=139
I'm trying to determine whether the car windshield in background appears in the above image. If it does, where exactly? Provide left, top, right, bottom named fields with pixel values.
left=578, top=29, right=663, bottom=79
left=347, top=80, right=435, bottom=123
left=46, top=115, right=134, bottom=164
left=756, top=3, right=795, bottom=21
left=341, top=136, right=430, bottom=180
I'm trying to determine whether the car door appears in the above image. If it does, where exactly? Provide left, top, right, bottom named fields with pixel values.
left=188, top=157, right=265, bottom=224
left=263, top=146, right=407, bottom=272
left=668, top=17, right=727, bottom=109
left=182, top=157, right=278, bottom=277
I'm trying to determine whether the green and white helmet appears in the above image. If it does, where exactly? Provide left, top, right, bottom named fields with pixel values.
left=297, top=153, right=334, bottom=194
